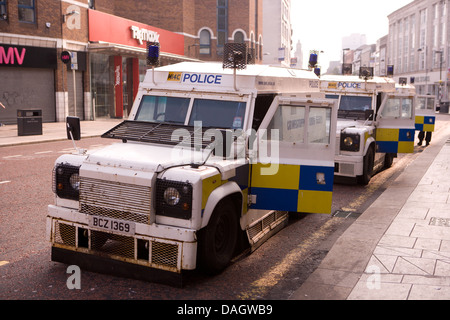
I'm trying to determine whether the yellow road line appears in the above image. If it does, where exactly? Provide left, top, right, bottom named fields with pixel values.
left=237, top=218, right=342, bottom=300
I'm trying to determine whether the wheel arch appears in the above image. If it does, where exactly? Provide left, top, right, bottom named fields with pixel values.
left=200, top=181, right=243, bottom=230
left=363, top=136, right=376, bottom=156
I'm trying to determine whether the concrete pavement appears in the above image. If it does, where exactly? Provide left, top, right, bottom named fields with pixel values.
left=291, top=114, right=450, bottom=300
left=1, top=116, right=450, bottom=300
left=0, top=119, right=122, bottom=147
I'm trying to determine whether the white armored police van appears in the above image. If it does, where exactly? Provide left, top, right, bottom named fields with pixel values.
left=46, top=48, right=338, bottom=283
left=321, top=73, right=416, bottom=184
left=396, top=81, right=437, bottom=146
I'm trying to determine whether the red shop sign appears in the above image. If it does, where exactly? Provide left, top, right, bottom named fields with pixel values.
left=88, top=10, right=184, bottom=56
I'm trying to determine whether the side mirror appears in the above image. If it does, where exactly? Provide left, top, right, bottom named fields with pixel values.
left=66, top=116, right=81, bottom=141
left=365, top=109, right=374, bottom=121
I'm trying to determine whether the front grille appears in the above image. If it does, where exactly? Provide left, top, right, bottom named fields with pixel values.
left=152, top=241, right=179, bottom=267
left=338, top=163, right=355, bottom=176
left=54, top=222, right=76, bottom=247
left=52, top=221, right=181, bottom=271
left=80, top=177, right=151, bottom=224
left=102, top=120, right=215, bottom=149
left=94, top=232, right=135, bottom=259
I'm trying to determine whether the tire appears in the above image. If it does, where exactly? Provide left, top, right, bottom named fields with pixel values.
left=197, top=200, right=238, bottom=275
left=384, top=153, right=394, bottom=169
left=358, top=146, right=374, bottom=185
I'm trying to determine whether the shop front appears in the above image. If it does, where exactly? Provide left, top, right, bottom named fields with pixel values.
left=0, top=44, right=57, bottom=124
left=88, top=10, right=192, bottom=119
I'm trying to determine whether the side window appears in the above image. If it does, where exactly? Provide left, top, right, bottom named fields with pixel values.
left=401, top=98, right=413, bottom=118
left=267, top=105, right=305, bottom=143
left=265, top=105, right=332, bottom=144
left=417, top=97, right=435, bottom=111
left=382, top=97, right=413, bottom=118
left=382, top=97, right=402, bottom=117
left=308, top=107, right=332, bottom=144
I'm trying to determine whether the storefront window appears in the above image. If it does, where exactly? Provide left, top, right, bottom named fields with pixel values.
left=90, top=53, right=114, bottom=118
left=139, top=59, right=147, bottom=82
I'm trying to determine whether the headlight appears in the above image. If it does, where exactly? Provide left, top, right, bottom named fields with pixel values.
left=53, top=164, right=81, bottom=200
left=164, top=187, right=180, bottom=206
left=156, top=179, right=193, bottom=220
left=70, top=173, right=80, bottom=191
left=343, top=137, right=354, bottom=146
left=340, top=133, right=360, bottom=152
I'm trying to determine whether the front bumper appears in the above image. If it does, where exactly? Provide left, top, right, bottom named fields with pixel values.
left=334, top=154, right=364, bottom=178
left=47, top=205, right=197, bottom=274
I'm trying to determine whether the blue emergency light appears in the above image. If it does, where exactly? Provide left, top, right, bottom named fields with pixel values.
left=314, top=67, right=321, bottom=77
left=147, top=42, right=160, bottom=67
left=308, top=53, right=318, bottom=69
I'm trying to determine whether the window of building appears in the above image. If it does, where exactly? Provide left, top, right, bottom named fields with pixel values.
left=0, top=0, right=7, bottom=20
left=234, top=31, right=244, bottom=43
left=199, top=29, right=211, bottom=55
left=18, top=0, right=35, bottom=23
left=217, top=0, right=228, bottom=56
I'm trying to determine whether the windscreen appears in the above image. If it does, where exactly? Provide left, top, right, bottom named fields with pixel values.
left=339, top=96, right=372, bottom=111
left=188, top=99, right=247, bottom=129
left=135, top=95, right=190, bottom=124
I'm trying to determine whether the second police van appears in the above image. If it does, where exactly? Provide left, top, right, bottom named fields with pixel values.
left=46, top=44, right=338, bottom=283
left=396, top=81, right=437, bottom=146
left=320, top=72, right=416, bottom=184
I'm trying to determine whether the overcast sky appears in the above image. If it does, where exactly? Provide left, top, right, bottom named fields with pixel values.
left=290, top=0, right=414, bottom=70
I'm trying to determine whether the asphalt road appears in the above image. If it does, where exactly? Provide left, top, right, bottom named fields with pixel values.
left=0, top=119, right=446, bottom=301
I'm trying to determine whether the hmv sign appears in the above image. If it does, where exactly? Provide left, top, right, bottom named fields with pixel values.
left=0, top=44, right=57, bottom=69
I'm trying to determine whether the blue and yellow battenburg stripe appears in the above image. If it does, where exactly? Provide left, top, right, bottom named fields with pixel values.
left=249, top=163, right=334, bottom=214
left=201, top=165, right=250, bottom=216
left=415, top=116, right=435, bottom=132
left=375, top=128, right=415, bottom=153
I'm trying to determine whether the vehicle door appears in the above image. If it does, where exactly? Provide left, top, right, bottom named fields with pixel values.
left=249, top=96, right=337, bottom=214
left=375, top=93, right=416, bottom=154
left=415, top=95, right=436, bottom=133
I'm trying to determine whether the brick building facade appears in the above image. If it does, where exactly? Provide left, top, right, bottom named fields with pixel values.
left=0, top=0, right=263, bottom=124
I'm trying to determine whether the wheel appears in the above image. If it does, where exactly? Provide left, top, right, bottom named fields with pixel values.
left=197, top=200, right=238, bottom=275
left=358, top=146, right=374, bottom=185
left=384, top=153, right=394, bottom=169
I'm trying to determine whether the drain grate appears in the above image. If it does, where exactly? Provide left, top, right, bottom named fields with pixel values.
left=429, top=217, right=450, bottom=227
left=332, top=210, right=361, bottom=219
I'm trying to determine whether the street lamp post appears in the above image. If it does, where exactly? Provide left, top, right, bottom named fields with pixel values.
left=434, top=50, right=444, bottom=107
left=418, top=46, right=428, bottom=94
